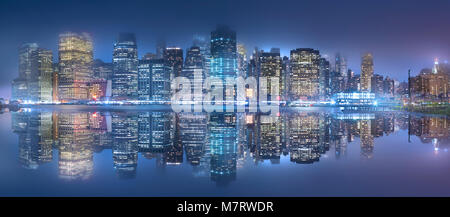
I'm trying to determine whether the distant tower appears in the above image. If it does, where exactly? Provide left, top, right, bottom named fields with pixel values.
left=335, top=53, right=347, bottom=78
left=432, top=58, right=439, bottom=74
left=360, top=53, right=374, bottom=92
left=156, top=39, right=166, bottom=59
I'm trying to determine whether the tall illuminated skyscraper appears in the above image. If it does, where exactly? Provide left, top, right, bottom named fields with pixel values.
left=289, top=48, right=321, bottom=100
left=150, top=59, right=171, bottom=102
left=237, top=43, right=247, bottom=78
left=58, top=32, right=93, bottom=102
left=332, top=53, right=347, bottom=93
left=112, top=33, right=138, bottom=100
left=210, top=25, right=237, bottom=80
left=12, top=43, right=38, bottom=102
left=361, top=53, right=374, bottom=92
left=138, top=59, right=152, bottom=100
left=58, top=33, right=93, bottom=102
left=12, top=44, right=53, bottom=102
left=319, top=57, right=331, bottom=100
left=30, top=48, right=53, bottom=102
left=335, top=53, right=347, bottom=78
left=260, top=50, right=282, bottom=100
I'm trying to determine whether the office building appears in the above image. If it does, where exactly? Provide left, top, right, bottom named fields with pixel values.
left=112, top=33, right=138, bottom=100
left=58, top=32, right=93, bottom=102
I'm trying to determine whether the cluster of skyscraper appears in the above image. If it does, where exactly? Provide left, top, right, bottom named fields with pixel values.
left=409, top=59, right=450, bottom=102
left=12, top=25, right=446, bottom=105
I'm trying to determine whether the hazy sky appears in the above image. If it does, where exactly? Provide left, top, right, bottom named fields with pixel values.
left=0, top=0, right=449, bottom=98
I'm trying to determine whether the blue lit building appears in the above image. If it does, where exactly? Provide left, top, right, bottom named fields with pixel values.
left=137, top=58, right=170, bottom=102
left=150, top=59, right=171, bottom=102
left=210, top=25, right=237, bottom=80
left=138, top=59, right=151, bottom=100
left=112, top=33, right=138, bottom=100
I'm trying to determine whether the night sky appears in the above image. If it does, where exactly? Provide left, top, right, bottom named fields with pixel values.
left=0, top=0, right=449, bottom=98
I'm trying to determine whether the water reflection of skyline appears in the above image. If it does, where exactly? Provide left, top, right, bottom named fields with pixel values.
left=10, top=110, right=450, bottom=185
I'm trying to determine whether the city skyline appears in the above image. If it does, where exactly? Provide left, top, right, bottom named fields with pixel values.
left=1, top=0, right=449, bottom=98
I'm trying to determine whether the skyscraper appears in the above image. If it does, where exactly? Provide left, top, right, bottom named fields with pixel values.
left=184, top=46, right=203, bottom=69
left=210, top=25, right=237, bottom=80
left=183, top=46, right=205, bottom=102
left=237, top=43, right=248, bottom=78
left=150, top=59, right=171, bottom=102
left=138, top=59, right=152, bottom=100
left=12, top=43, right=39, bottom=102
left=92, top=59, right=112, bottom=100
left=193, top=34, right=211, bottom=78
left=260, top=50, right=282, bottom=100
left=319, top=58, right=331, bottom=100
left=335, top=53, right=347, bottom=78
left=156, top=39, right=166, bottom=59
left=12, top=44, right=53, bottom=102
left=112, top=33, right=138, bottom=100
left=281, top=56, right=290, bottom=101
left=361, top=53, right=374, bottom=92
left=289, top=48, right=321, bottom=100
left=164, top=47, right=183, bottom=79
left=371, top=74, right=384, bottom=96
left=30, top=48, right=53, bottom=102
left=58, top=32, right=93, bottom=102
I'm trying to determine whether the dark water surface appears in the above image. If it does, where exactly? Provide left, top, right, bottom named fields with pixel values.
left=0, top=106, right=449, bottom=196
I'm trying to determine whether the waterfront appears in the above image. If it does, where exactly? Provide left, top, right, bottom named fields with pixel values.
left=0, top=107, right=449, bottom=196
